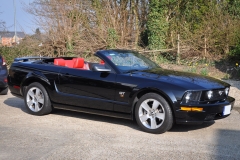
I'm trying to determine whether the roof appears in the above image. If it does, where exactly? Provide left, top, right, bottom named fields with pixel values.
left=0, top=31, right=25, bottom=38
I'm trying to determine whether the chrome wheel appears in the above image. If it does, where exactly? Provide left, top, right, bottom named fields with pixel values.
left=138, top=99, right=165, bottom=129
left=26, top=87, right=44, bottom=112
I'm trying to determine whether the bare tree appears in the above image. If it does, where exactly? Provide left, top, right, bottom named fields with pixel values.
left=24, top=0, right=148, bottom=56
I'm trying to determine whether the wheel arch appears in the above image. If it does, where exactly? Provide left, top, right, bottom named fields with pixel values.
left=20, top=72, right=52, bottom=97
left=131, top=88, right=177, bottom=122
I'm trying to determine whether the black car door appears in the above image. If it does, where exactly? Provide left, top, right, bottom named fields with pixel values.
left=56, top=68, right=116, bottom=111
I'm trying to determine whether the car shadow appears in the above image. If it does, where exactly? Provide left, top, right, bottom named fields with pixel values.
left=4, top=97, right=215, bottom=133
left=169, top=121, right=215, bottom=132
left=52, top=108, right=141, bottom=131
left=53, top=109, right=217, bottom=133
left=3, top=97, right=27, bottom=113
left=3, top=97, right=141, bottom=132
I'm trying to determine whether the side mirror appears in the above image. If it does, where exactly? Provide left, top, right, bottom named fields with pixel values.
left=93, top=65, right=111, bottom=72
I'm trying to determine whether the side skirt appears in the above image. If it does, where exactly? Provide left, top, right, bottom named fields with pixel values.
left=52, top=102, right=133, bottom=120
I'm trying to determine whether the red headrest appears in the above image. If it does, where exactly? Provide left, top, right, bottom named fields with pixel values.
left=73, top=58, right=84, bottom=68
left=54, top=59, right=65, bottom=66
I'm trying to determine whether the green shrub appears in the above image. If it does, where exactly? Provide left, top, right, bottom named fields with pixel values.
left=187, top=66, right=197, bottom=73
left=229, top=43, right=240, bottom=61
left=0, top=46, right=33, bottom=65
left=200, top=68, right=208, bottom=76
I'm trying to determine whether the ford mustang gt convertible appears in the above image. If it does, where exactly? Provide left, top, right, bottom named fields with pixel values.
left=7, top=49, right=235, bottom=133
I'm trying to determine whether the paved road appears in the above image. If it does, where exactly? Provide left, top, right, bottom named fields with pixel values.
left=0, top=93, right=240, bottom=160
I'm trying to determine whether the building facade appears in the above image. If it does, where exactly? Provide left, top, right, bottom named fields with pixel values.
left=0, top=31, right=25, bottom=46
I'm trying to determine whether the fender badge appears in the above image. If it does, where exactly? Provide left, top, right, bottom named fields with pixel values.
left=119, top=92, right=125, bottom=98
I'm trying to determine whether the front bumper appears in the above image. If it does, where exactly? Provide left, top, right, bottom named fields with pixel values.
left=175, top=96, right=235, bottom=124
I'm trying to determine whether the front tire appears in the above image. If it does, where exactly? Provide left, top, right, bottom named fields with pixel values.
left=24, top=82, right=52, bottom=115
left=135, top=93, right=173, bottom=134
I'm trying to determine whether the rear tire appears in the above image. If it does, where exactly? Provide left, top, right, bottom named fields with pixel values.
left=0, top=87, right=8, bottom=95
left=24, top=82, right=52, bottom=115
left=135, top=93, right=173, bottom=134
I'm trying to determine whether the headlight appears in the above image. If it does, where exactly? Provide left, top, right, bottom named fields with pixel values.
left=225, top=87, right=229, bottom=95
left=206, top=90, right=213, bottom=99
left=182, top=91, right=202, bottom=104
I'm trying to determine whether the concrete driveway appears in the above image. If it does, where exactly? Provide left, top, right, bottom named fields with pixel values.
left=0, top=93, right=240, bottom=160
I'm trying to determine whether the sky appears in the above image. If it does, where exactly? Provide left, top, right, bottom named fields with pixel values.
left=1, top=0, right=36, bottom=34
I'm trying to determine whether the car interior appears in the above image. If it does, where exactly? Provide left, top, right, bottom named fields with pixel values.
left=53, top=57, right=110, bottom=72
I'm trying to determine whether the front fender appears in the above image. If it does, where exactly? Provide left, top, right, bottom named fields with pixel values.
left=130, top=81, right=185, bottom=116
left=134, top=82, right=180, bottom=102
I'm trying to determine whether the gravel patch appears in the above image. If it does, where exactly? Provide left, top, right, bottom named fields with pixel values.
left=1, top=93, right=240, bottom=159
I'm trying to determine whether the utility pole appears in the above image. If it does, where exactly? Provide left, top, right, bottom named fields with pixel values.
left=13, top=0, right=17, bottom=44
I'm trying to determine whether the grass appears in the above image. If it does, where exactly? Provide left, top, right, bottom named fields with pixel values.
left=187, top=66, right=197, bottom=73
left=200, top=68, right=208, bottom=76
left=160, top=59, right=240, bottom=80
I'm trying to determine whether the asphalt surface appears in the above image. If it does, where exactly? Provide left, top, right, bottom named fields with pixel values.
left=0, top=93, right=240, bottom=160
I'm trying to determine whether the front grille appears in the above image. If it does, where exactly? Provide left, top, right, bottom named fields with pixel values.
left=204, top=113, right=216, bottom=121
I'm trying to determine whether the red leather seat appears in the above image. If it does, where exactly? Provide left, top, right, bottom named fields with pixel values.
left=73, top=58, right=84, bottom=69
left=64, top=60, right=75, bottom=68
left=54, top=58, right=88, bottom=70
left=54, top=59, right=65, bottom=66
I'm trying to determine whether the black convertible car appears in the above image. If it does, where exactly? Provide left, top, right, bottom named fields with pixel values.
left=8, top=50, right=235, bottom=134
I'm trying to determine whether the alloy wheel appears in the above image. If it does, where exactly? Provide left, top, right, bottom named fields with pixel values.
left=26, top=87, right=44, bottom=112
left=138, top=99, right=165, bottom=129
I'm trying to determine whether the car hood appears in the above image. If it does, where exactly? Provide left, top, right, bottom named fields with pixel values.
left=132, top=68, right=229, bottom=90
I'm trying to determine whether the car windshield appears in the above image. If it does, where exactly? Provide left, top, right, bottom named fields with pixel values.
left=102, top=50, right=159, bottom=73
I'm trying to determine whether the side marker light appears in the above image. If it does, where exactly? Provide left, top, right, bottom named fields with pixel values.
left=181, top=107, right=203, bottom=112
